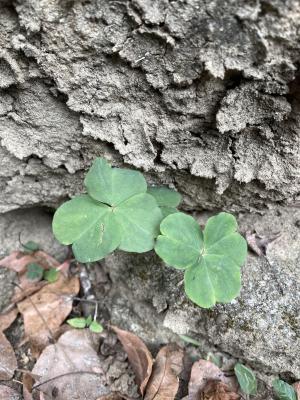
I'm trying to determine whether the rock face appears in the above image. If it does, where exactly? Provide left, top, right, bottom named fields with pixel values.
left=0, top=0, right=299, bottom=396
left=0, top=0, right=299, bottom=213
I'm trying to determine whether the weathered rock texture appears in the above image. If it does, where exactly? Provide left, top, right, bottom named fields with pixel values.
left=0, top=0, right=299, bottom=212
left=0, top=0, right=299, bottom=396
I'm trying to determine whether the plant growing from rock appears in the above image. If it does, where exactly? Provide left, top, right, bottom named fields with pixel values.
left=53, top=157, right=247, bottom=308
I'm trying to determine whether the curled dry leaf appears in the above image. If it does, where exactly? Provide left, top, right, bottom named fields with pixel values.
left=0, top=385, right=22, bottom=400
left=0, top=331, right=18, bottom=380
left=144, top=343, right=184, bottom=400
left=23, top=372, right=34, bottom=400
left=32, top=329, right=110, bottom=400
left=245, top=231, right=280, bottom=256
left=17, top=274, right=79, bottom=356
left=112, top=325, right=153, bottom=395
left=202, top=381, right=240, bottom=400
left=0, top=308, right=18, bottom=331
left=188, top=360, right=239, bottom=400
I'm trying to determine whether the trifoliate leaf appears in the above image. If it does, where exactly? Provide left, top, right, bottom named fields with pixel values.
left=155, top=212, right=247, bottom=308
left=234, top=363, right=257, bottom=395
left=148, top=186, right=181, bottom=218
left=52, top=158, right=163, bottom=262
left=44, top=268, right=59, bottom=283
left=26, top=263, right=44, bottom=281
left=89, top=321, right=103, bottom=333
left=273, top=379, right=297, bottom=400
left=22, top=241, right=40, bottom=252
left=67, top=318, right=87, bottom=329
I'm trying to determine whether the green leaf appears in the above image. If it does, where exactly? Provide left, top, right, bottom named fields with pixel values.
left=85, top=315, right=92, bottom=327
left=179, top=334, right=202, bottom=347
left=206, top=352, right=222, bottom=368
left=44, top=268, right=59, bottom=283
left=53, top=158, right=163, bottom=262
left=155, top=212, right=247, bottom=308
left=155, top=212, right=203, bottom=269
left=147, top=186, right=181, bottom=207
left=22, top=241, right=40, bottom=252
left=84, top=158, right=147, bottom=206
left=272, top=379, right=297, bottom=400
left=67, top=318, right=87, bottom=329
left=148, top=186, right=181, bottom=218
left=115, top=193, right=162, bottom=252
left=26, top=263, right=44, bottom=281
left=234, top=363, right=257, bottom=395
left=89, top=321, right=103, bottom=333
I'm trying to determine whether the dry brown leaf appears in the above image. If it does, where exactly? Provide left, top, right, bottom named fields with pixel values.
left=32, top=329, right=110, bottom=400
left=97, top=394, right=126, bottom=400
left=293, top=382, right=300, bottom=398
left=17, top=274, right=79, bottom=356
left=188, top=360, right=238, bottom=400
left=245, top=231, right=280, bottom=256
left=0, top=331, right=18, bottom=380
left=202, top=381, right=240, bottom=400
left=23, top=372, right=34, bottom=400
left=144, top=343, right=184, bottom=400
left=0, top=385, right=22, bottom=399
left=112, top=325, right=153, bottom=396
left=0, top=308, right=18, bottom=331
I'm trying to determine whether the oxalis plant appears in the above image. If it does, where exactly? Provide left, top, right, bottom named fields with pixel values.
left=53, top=157, right=247, bottom=308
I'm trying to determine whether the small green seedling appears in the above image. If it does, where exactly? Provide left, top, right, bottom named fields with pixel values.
left=179, top=334, right=202, bottom=347
left=26, top=263, right=44, bottom=281
left=272, top=379, right=297, bottom=400
left=53, top=157, right=247, bottom=309
left=22, top=240, right=40, bottom=253
left=53, top=158, right=181, bottom=262
left=26, top=264, right=59, bottom=283
left=234, top=363, right=257, bottom=396
left=155, top=212, right=247, bottom=307
left=67, top=316, right=103, bottom=333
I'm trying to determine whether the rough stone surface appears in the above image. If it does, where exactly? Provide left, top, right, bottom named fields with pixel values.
left=105, top=207, right=300, bottom=381
left=0, top=0, right=299, bottom=213
left=0, top=0, right=299, bottom=398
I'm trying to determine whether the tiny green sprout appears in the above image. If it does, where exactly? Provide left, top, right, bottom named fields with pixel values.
left=206, top=352, right=222, bottom=368
left=26, top=263, right=44, bottom=281
left=67, top=316, right=103, bottom=333
left=272, top=379, right=297, bottom=400
left=155, top=212, right=247, bottom=308
left=234, top=363, right=257, bottom=396
left=22, top=240, right=40, bottom=253
left=44, top=268, right=59, bottom=283
left=67, top=317, right=87, bottom=329
left=179, top=334, right=202, bottom=347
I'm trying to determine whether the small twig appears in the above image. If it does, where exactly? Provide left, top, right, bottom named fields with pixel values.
left=32, top=370, right=101, bottom=391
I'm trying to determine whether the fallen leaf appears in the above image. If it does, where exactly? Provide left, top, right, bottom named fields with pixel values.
left=23, top=372, right=34, bottom=400
left=112, top=326, right=153, bottom=395
left=245, top=231, right=280, bottom=256
left=293, top=382, right=300, bottom=398
left=97, top=394, right=126, bottom=400
left=0, top=308, right=18, bottom=331
left=144, top=343, right=184, bottom=400
left=188, top=360, right=238, bottom=400
left=202, top=381, right=240, bottom=400
left=32, top=329, right=110, bottom=400
left=17, top=274, right=80, bottom=356
left=0, top=385, right=22, bottom=399
left=0, top=331, right=18, bottom=380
